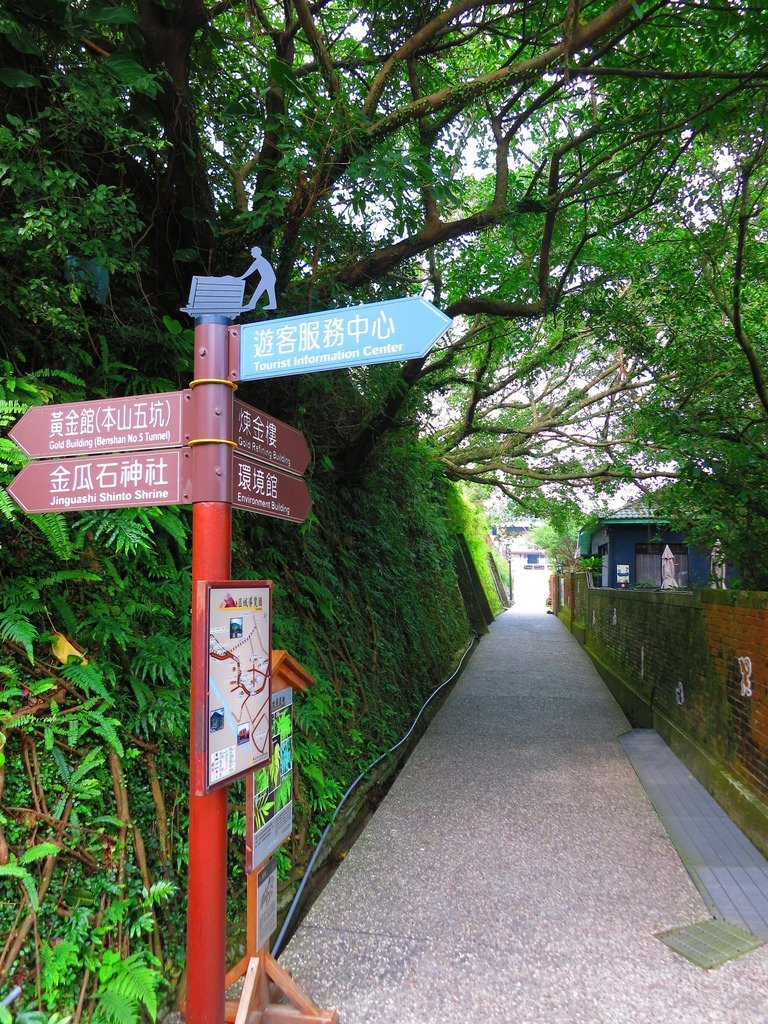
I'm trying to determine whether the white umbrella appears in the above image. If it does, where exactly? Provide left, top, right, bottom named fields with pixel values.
left=660, top=544, right=678, bottom=589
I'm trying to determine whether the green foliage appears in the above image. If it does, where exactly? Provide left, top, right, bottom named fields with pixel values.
left=0, top=861, right=43, bottom=911
left=0, top=409, right=477, bottom=1015
left=3, top=0, right=767, bottom=1015
left=93, top=951, right=160, bottom=1024
left=445, top=484, right=504, bottom=615
left=531, top=515, right=584, bottom=572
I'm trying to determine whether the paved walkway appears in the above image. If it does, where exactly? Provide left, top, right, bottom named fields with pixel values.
left=281, top=608, right=768, bottom=1024
left=620, top=729, right=768, bottom=942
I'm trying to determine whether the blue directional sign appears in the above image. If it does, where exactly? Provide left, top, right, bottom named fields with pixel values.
left=236, top=296, right=452, bottom=382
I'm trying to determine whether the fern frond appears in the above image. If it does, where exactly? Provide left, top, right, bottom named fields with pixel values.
left=95, top=952, right=160, bottom=1024
left=0, top=488, right=18, bottom=521
left=59, top=660, right=111, bottom=700
left=0, top=611, right=38, bottom=662
left=0, top=436, right=28, bottom=466
left=74, top=508, right=156, bottom=556
left=28, top=513, right=74, bottom=559
left=41, top=936, right=81, bottom=992
left=1, top=712, right=36, bottom=731
left=130, top=635, right=187, bottom=687
left=0, top=398, right=27, bottom=420
left=92, top=716, right=124, bottom=757
left=0, top=863, right=39, bottom=909
left=39, top=570, right=99, bottom=589
left=69, top=747, right=105, bottom=787
left=92, top=987, right=138, bottom=1024
left=34, top=366, right=86, bottom=390
left=0, top=575, right=42, bottom=606
left=143, top=880, right=176, bottom=905
left=47, top=591, right=80, bottom=638
left=52, top=746, right=71, bottom=783
left=150, top=505, right=189, bottom=549
left=19, top=842, right=60, bottom=865
left=90, top=814, right=126, bottom=829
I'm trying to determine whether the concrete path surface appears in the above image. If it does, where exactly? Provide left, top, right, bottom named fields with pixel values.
left=281, top=609, right=768, bottom=1024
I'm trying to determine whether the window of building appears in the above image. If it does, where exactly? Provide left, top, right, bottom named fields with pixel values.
left=599, top=544, right=608, bottom=588
left=635, top=543, right=688, bottom=587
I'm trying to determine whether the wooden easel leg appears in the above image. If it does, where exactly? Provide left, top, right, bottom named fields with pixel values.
left=232, top=954, right=338, bottom=1024
left=233, top=954, right=268, bottom=1024
left=263, top=954, right=338, bottom=1024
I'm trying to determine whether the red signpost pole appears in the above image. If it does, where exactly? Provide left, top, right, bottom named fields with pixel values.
left=187, top=318, right=235, bottom=1024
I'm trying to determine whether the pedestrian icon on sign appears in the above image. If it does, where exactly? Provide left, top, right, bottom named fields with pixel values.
left=240, top=247, right=277, bottom=311
left=182, top=247, right=278, bottom=319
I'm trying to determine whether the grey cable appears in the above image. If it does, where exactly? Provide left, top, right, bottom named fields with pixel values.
left=1, top=986, right=22, bottom=1008
left=271, top=634, right=477, bottom=958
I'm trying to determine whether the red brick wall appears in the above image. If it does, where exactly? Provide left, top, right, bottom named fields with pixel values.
left=701, top=594, right=768, bottom=801
left=557, top=578, right=768, bottom=807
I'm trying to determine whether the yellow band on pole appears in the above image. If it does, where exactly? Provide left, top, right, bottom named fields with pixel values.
left=187, top=438, right=238, bottom=448
left=189, top=377, right=238, bottom=390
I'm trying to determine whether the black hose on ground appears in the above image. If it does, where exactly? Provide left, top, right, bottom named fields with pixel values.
left=271, top=634, right=478, bottom=958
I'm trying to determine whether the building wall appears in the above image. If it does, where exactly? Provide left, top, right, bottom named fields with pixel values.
left=588, top=523, right=713, bottom=588
left=555, top=577, right=768, bottom=854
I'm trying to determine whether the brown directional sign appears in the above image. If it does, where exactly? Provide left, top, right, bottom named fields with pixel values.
left=7, top=449, right=192, bottom=514
left=232, top=453, right=311, bottom=524
left=9, top=391, right=190, bottom=459
left=232, top=399, right=310, bottom=477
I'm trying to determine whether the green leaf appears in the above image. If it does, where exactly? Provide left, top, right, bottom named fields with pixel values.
left=59, top=660, right=111, bottom=701
left=0, top=68, right=41, bottom=88
left=267, top=58, right=308, bottom=98
left=93, top=717, right=124, bottom=756
left=93, top=987, right=138, bottom=1024
left=0, top=611, right=38, bottom=662
left=81, top=6, right=141, bottom=25
left=69, top=747, right=105, bottom=787
left=52, top=746, right=71, bottom=783
left=30, top=514, right=74, bottom=559
left=0, top=15, right=41, bottom=55
left=19, top=842, right=60, bottom=865
left=0, top=863, right=39, bottom=909
left=172, top=248, right=198, bottom=262
left=162, top=315, right=183, bottom=336
left=95, top=951, right=160, bottom=1024
left=205, top=24, right=229, bottom=50
left=104, top=56, right=159, bottom=97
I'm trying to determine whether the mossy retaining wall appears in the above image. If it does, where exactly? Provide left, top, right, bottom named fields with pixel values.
left=555, top=577, right=768, bottom=857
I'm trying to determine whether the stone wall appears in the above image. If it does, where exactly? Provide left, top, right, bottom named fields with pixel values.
left=554, top=577, right=768, bottom=854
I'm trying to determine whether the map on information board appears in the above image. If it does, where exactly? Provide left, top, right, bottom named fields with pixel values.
left=206, top=583, right=272, bottom=790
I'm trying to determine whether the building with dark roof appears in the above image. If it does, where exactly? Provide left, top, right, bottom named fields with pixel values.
left=578, top=498, right=721, bottom=589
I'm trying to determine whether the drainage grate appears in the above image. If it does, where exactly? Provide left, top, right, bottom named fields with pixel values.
left=656, top=919, right=765, bottom=969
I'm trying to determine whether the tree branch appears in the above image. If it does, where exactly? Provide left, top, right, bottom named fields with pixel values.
left=365, top=0, right=636, bottom=140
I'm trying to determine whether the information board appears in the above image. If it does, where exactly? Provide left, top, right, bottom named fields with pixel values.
left=204, top=583, right=272, bottom=792
left=256, top=857, right=278, bottom=952
left=246, top=687, right=293, bottom=872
